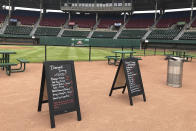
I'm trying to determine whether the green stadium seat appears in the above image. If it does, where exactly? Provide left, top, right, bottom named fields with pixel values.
left=180, top=31, right=196, bottom=40
left=118, top=30, right=147, bottom=39
left=92, top=31, right=117, bottom=38
left=147, top=28, right=181, bottom=40
left=62, top=30, right=90, bottom=38
left=35, top=27, right=61, bottom=36
left=4, top=25, right=33, bottom=35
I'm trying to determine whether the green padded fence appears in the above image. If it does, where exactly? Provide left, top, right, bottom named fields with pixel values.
left=39, top=36, right=141, bottom=48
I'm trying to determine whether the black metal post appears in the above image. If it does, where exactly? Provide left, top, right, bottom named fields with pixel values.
left=164, top=48, right=166, bottom=55
left=154, top=48, right=156, bottom=56
left=89, top=46, right=91, bottom=61
left=45, top=45, right=47, bottom=61
left=131, top=47, right=133, bottom=51
left=144, top=48, right=146, bottom=56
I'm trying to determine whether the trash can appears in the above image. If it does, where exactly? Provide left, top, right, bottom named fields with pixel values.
left=167, top=57, right=184, bottom=88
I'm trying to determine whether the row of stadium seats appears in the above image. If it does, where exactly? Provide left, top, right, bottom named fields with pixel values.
left=1, top=9, right=196, bottom=29
left=118, top=30, right=147, bottom=39
left=126, top=13, right=156, bottom=28
left=147, top=28, right=181, bottom=40
left=40, top=12, right=67, bottom=27
left=35, top=27, right=61, bottom=36
left=92, top=31, right=117, bottom=38
left=11, top=10, right=40, bottom=25
left=70, top=14, right=96, bottom=28
left=3, top=25, right=192, bottom=40
left=4, top=26, right=33, bottom=35
left=180, top=31, right=196, bottom=40
left=62, top=30, right=90, bottom=37
left=98, top=14, right=124, bottom=28
left=0, top=10, right=8, bottom=24
left=156, top=11, right=191, bottom=28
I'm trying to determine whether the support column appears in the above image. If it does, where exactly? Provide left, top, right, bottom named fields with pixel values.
left=190, top=0, right=194, bottom=22
left=124, top=12, right=126, bottom=24
left=96, top=13, right=98, bottom=23
left=154, top=0, right=158, bottom=23
left=68, top=12, right=71, bottom=22
left=8, top=0, right=11, bottom=18
left=77, top=0, right=79, bottom=7
left=40, top=0, right=43, bottom=18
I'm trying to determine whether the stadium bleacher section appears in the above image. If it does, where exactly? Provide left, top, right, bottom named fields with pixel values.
left=180, top=31, right=196, bottom=40
left=98, top=14, right=124, bottom=28
left=118, top=30, right=147, bottom=39
left=4, top=25, right=33, bottom=35
left=1, top=8, right=196, bottom=41
left=34, top=27, right=61, bottom=36
left=156, top=11, right=190, bottom=28
left=11, top=10, right=40, bottom=25
left=39, top=12, right=67, bottom=27
left=92, top=31, right=117, bottom=38
left=147, top=28, right=181, bottom=40
left=70, top=14, right=96, bottom=28
left=0, top=10, right=8, bottom=25
left=126, top=13, right=156, bottom=28
left=62, top=30, right=90, bottom=38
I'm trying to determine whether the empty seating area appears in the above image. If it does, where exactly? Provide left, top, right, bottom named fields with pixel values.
left=4, top=26, right=33, bottom=35
left=0, top=10, right=8, bottom=24
left=156, top=11, right=190, bottom=28
left=126, top=13, right=156, bottom=28
left=62, top=30, right=90, bottom=38
left=98, top=14, right=124, bottom=28
left=180, top=31, right=196, bottom=40
left=70, top=14, right=96, bottom=28
left=35, top=27, right=61, bottom=36
left=147, top=28, right=181, bottom=40
left=92, top=31, right=117, bottom=38
left=118, top=30, right=147, bottom=39
left=40, top=12, right=67, bottom=27
left=11, top=10, right=40, bottom=25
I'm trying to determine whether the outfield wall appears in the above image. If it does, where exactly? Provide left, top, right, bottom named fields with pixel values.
left=39, top=36, right=141, bottom=48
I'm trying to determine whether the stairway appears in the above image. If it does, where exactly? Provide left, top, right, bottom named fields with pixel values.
left=30, top=16, right=42, bottom=36
left=174, top=15, right=196, bottom=40
left=113, top=18, right=129, bottom=39
left=142, top=15, right=162, bottom=40
left=87, top=19, right=100, bottom=38
left=0, top=15, right=10, bottom=34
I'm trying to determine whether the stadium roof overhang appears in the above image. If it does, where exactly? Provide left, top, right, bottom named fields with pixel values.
left=0, top=0, right=196, bottom=11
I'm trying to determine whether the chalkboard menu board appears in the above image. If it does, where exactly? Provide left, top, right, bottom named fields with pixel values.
left=109, top=57, right=146, bottom=105
left=38, top=61, right=81, bottom=128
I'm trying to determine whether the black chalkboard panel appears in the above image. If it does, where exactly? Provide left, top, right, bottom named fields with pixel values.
left=109, top=57, right=146, bottom=105
left=38, top=61, right=81, bottom=128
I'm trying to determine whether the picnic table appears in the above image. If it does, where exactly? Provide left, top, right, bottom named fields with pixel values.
left=0, top=51, right=16, bottom=70
left=0, top=51, right=16, bottom=63
left=112, top=50, right=136, bottom=58
left=172, top=50, right=186, bottom=57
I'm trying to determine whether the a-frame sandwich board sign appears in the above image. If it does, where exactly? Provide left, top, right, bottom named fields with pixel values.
left=109, top=57, right=146, bottom=105
left=38, top=61, right=81, bottom=128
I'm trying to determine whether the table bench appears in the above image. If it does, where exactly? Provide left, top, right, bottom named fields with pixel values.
left=11, top=58, right=29, bottom=73
left=105, top=56, right=120, bottom=66
left=0, top=63, right=17, bottom=76
left=184, top=55, right=193, bottom=62
left=132, top=57, right=142, bottom=60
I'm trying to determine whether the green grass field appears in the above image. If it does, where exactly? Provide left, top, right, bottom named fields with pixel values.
left=0, top=45, right=195, bottom=63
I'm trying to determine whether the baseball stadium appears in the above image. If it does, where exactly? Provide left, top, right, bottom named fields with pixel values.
left=0, top=0, right=196, bottom=130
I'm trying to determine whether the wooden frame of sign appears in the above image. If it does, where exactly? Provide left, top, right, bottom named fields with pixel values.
left=109, top=57, right=146, bottom=105
left=38, top=61, right=81, bottom=128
